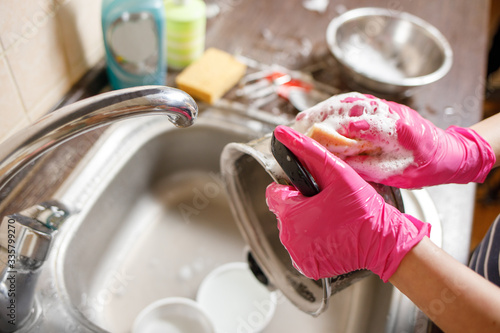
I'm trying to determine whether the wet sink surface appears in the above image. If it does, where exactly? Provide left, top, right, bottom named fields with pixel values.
left=41, top=111, right=441, bottom=332
left=81, top=172, right=246, bottom=331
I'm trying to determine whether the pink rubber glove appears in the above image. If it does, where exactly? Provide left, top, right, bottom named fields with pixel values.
left=266, top=125, right=431, bottom=282
left=294, top=92, right=495, bottom=189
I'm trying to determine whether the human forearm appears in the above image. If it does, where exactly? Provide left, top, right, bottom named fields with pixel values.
left=389, top=237, right=500, bottom=332
left=470, top=112, right=500, bottom=168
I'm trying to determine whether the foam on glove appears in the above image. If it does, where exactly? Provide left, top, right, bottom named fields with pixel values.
left=294, top=92, right=415, bottom=182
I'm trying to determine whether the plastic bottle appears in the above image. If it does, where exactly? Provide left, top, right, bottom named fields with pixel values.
left=164, top=0, right=206, bottom=70
left=102, top=0, right=167, bottom=89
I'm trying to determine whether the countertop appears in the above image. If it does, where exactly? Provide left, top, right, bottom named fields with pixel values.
left=0, top=0, right=491, bottom=265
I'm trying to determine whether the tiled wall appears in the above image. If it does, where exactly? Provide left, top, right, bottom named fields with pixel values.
left=0, top=0, right=104, bottom=145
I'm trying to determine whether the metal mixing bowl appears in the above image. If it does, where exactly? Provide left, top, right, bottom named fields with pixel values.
left=326, top=7, right=453, bottom=96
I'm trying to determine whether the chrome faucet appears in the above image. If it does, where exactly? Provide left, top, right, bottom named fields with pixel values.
left=0, top=86, right=197, bottom=332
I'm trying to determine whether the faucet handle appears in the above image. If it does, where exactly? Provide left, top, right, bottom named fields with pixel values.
left=18, top=200, right=69, bottom=230
left=0, top=201, right=69, bottom=266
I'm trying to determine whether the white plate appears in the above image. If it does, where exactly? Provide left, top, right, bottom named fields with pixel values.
left=196, top=262, right=277, bottom=333
left=132, top=297, right=215, bottom=333
left=401, top=188, right=442, bottom=247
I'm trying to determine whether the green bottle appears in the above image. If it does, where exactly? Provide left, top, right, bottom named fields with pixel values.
left=164, top=0, right=207, bottom=69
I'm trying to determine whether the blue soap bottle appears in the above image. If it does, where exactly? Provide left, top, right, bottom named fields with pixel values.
left=102, top=0, right=167, bottom=89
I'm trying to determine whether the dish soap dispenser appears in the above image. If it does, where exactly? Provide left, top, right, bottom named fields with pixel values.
left=102, top=0, right=166, bottom=89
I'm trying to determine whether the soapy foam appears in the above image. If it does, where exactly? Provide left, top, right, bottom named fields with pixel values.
left=293, top=92, right=414, bottom=181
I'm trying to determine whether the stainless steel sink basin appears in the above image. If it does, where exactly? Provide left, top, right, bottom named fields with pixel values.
left=31, top=108, right=442, bottom=332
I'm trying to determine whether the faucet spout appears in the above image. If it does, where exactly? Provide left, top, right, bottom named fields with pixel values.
left=0, top=86, right=197, bottom=190
left=0, top=85, right=197, bottom=332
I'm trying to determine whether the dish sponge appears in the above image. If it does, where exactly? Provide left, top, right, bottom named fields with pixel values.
left=175, top=48, right=246, bottom=104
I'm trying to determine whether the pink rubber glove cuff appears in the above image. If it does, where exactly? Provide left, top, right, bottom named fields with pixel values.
left=443, top=126, right=496, bottom=184
left=384, top=98, right=496, bottom=187
left=389, top=120, right=496, bottom=188
left=379, top=213, right=431, bottom=281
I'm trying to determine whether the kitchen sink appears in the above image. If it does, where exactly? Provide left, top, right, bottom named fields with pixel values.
left=30, top=107, right=441, bottom=332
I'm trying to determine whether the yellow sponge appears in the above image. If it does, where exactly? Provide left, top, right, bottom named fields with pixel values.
left=175, top=48, right=246, bottom=104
